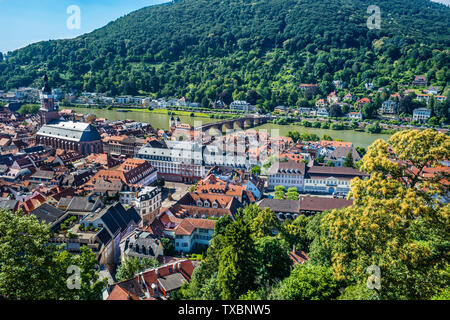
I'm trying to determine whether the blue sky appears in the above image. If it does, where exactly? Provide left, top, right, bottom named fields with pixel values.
left=0, top=0, right=169, bottom=54
left=0, top=0, right=448, bottom=54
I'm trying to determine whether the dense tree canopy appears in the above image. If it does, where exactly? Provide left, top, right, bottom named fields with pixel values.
left=322, top=129, right=450, bottom=299
left=0, top=210, right=106, bottom=300
left=115, top=257, right=158, bottom=282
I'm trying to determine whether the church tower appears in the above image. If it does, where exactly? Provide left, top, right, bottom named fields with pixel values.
left=40, top=74, right=59, bottom=125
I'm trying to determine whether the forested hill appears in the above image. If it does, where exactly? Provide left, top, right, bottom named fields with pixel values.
left=1, top=0, right=449, bottom=110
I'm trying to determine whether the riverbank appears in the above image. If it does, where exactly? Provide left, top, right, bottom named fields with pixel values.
left=68, top=106, right=393, bottom=148
left=61, top=104, right=241, bottom=120
left=253, top=123, right=392, bottom=148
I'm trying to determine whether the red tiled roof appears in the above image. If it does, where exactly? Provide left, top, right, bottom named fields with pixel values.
left=107, top=285, right=140, bottom=300
left=140, top=259, right=195, bottom=297
left=357, top=97, right=371, bottom=104
left=289, top=250, right=310, bottom=265
left=175, top=218, right=216, bottom=236
left=320, top=140, right=353, bottom=148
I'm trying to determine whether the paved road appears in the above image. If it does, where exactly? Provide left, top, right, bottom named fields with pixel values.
left=161, top=182, right=194, bottom=208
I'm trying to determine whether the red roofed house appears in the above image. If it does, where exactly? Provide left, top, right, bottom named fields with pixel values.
left=105, top=259, right=195, bottom=300
left=320, top=140, right=353, bottom=149
left=195, top=169, right=262, bottom=203
left=327, top=91, right=339, bottom=104
left=85, top=158, right=157, bottom=194
left=344, top=93, right=354, bottom=101
left=166, top=192, right=243, bottom=220
left=315, top=99, right=327, bottom=107
left=173, top=218, right=216, bottom=253
left=356, top=97, right=371, bottom=108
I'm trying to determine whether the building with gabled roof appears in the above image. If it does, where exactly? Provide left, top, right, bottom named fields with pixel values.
left=267, top=160, right=306, bottom=190
left=356, top=97, right=371, bottom=108
left=166, top=192, right=242, bottom=220
left=304, top=166, right=367, bottom=195
left=84, top=158, right=157, bottom=195
left=105, top=259, right=195, bottom=300
left=324, top=147, right=361, bottom=167
left=80, top=202, right=141, bottom=267
left=30, top=203, right=68, bottom=232
left=36, top=121, right=103, bottom=155
left=120, top=228, right=164, bottom=262
left=173, top=218, right=216, bottom=253
left=57, top=195, right=104, bottom=219
left=258, top=196, right=353, bottom=220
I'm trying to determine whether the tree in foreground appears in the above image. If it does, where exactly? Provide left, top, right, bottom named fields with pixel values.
left=218, top=218, right=258, bottom=299
left=274, top=185, right=286, bottom=199
left=286, top=187, right=299, bottom=200
left=0, top=210, right=106, bottom=300
left=115, top=257, right=159, bottom=282
left=275, top=264, right=339, bottom=300
left=343, top=151, right=354, bottom=168
left=322, top=129, right=450, bottom=299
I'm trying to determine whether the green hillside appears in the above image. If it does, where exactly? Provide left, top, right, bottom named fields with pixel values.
left=0, top=0, right=449, bottom=110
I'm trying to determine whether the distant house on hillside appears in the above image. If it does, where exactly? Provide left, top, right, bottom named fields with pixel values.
left=298, top=84, right=319, bottom=96
left=381, top=100, right=397, bottom=114
left=357, top=98, right=371, bottom=108
left=347, top=111, right=363, bottom=121
left=274, top=105, right=287, bottom=113
left=416, top=94, right=430, bottom=103
left=213, top=100, right=226, bottom=109
left=427, top=86, right=439, bottom=95
left=412, top=75, right=427, bottom=87
left=298, top=84, right=318, bottom=90
left=327, top=91, right=339, bottom=104
left=344, top=93, right=354, bottom=102
left=333, top=80, right=345, bottom=90
left=412, top=108, right=431, bottom=123
left=365, top=82, right=374, bottom=90
left=316, top=108, right=329, bottom=118
left=315, top=99, right=327, bottom=107
left=230, top=100, right=254, bottom=113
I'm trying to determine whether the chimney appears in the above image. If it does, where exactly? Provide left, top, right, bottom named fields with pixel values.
left=293, top=245, right=296, bottom=253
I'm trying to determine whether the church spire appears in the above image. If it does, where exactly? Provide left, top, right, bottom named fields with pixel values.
left=42, top=74, right=52, bottom=94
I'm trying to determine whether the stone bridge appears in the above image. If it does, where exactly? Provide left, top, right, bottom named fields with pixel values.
left=195, top=115, right=267, bottom=133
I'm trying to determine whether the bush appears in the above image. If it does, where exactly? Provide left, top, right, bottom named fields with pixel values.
left=301, top=120, right=312, bottom=127
left=366, top=121, right=382, bottom=133
left=17, top=104, right=40, bottom=115
left=330, top=122, right=345, bottom=130
left=321, top=122, right=330, bottom=129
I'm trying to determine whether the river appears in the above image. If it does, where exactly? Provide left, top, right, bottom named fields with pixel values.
left=68, top=107, right=392, bottom=148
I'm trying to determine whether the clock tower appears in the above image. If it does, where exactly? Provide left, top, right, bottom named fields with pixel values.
left=40, top=74, right=59, bottom=125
